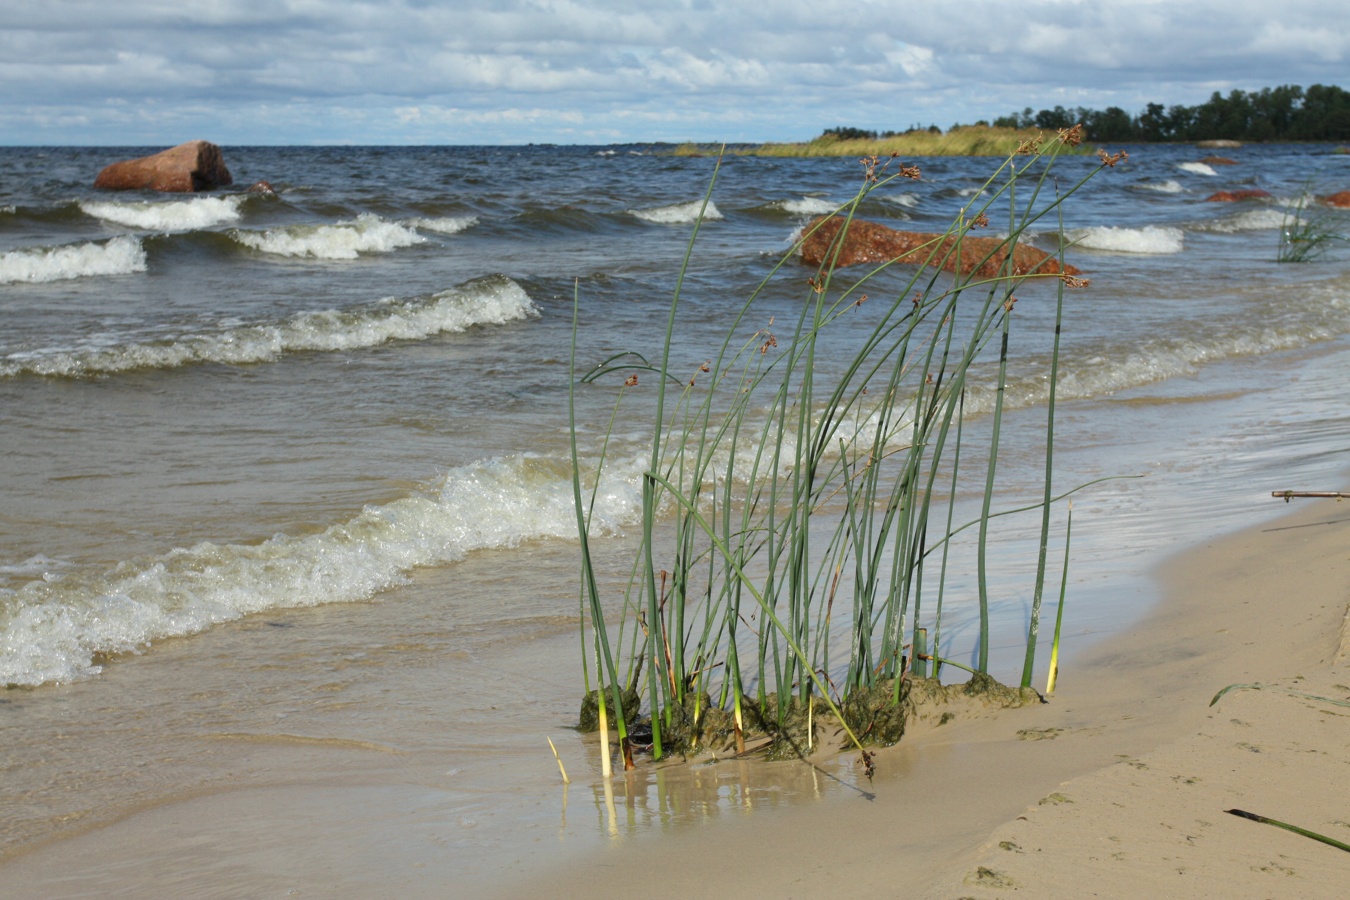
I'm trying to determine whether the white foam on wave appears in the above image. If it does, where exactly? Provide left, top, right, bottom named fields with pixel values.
left=1195, top=207, right=1291, bottom=233
left=771, top=197, right=836, bottom=216
left=1, top=275, right=538, bottom=378
left=1069, top=225, right=1185, bottom=254
left=233, top=213, right=425, bottom=258
left=0, top=236, right=146, bottom=285
left=409, top=215, right=478, bottom=235
left=1177, top=162, right=1217, bottom=176
left=630, top=200, right=724, bottom=224
left=1133, top=180, right=1184, bottom=194
left=80, top=196, right=245, bottom=231
left=883, top=192, right=922, bottom=208
left=0, top=452, right=645, bottom=687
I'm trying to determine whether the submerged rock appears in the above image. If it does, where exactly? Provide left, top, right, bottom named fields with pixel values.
left=800, top=216, right=1081, bottom=278
left=1199, top=155, right=1239, bottom=165
left=94, top=140, right=233, bottom=193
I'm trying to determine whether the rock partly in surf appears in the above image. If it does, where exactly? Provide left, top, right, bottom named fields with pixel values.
left=94, top=140, right=234, bottom=193
left=1204, top=190, right=1272, bottom=202
left=800, top=216, right=1081, bottom=278
left=1321, top=190, right=1350, bottom=208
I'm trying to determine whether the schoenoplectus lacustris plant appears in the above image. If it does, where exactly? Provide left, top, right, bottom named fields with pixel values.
left=570, top=126, right=1125, bottom=772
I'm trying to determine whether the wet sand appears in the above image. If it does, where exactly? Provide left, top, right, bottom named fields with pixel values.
left=2, top=498, right=1346, bottom=898
left=509, top=496, right=1350, bottom=898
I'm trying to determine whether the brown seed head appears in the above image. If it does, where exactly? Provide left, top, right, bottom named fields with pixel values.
left=1097, top=148, right=1128, bottom=168
left=970, top=212, right=990, bottom=229
left=624, top=374, right=639, bottom=387
left=1058, top=124, right=1084, bottom=147
left=1060, top=274, right=1090, bottom=289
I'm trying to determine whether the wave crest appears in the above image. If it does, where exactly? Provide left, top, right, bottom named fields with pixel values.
left=630, top=200, right=724, bottom=224
left=80, top=196, right=245, bottom=231
left=232, top=213, right=425, bottom=258
left=1, top=275, right=539, bottom=378
left=0, top=236, right=146, bottom=284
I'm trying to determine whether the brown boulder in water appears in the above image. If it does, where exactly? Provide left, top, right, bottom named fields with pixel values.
left=1204, top=189, right=1272, bottom=202
left=799, top=216, right=1080, bottom=278
left=94, top=140, right=233, bottom=192
left=1321, top=190, right=1350, bottom=208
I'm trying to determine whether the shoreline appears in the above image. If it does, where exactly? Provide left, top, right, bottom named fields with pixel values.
left=503, top=495, right=1350, bottom=898
left=0, top=497, right=1345, bottom=897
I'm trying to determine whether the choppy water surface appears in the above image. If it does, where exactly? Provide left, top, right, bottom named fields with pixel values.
left=1, top=143, right=1348, bottom=881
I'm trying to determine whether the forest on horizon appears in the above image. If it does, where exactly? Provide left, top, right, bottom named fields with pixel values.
left=826, top=84, right=1350, bottom=144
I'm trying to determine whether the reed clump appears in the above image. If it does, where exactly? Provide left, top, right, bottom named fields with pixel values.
left=1278, top=188, right=1348, bottom=262
left=570, top=125, right=1117, bottom=775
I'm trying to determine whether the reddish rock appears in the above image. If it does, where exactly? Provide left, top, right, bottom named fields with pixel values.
left=94, top=140, right=233, bottom=192
left=1204, top=189, right=1272, bottom=202
left=1200, top=155, right=1239, bottom=165
left=799, top=217, right=1080, bottom=278
left=1321, top=190, right=1350, bottom=208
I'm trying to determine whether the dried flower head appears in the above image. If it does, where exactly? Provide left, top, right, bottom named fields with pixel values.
left=759, top=333, right=778, bottom=354
left=1097, top=148, right=1128, bottom=168
left=1003, top=295, right=1018, bottom=312
left=1060, top=274, right=1090, bottom=289
left=1058, top=124, right=1084, bottom=147
left=970, top=212, right=990, bottom=229
left=899, top=163, right=921, bottom=180
left=854, top=293, right=868, bottom=307
left=1016, top=134, right=1043, bottom=155
left=806, top=275, right=826, bottom=294
left=624, top=374, right=639, bottom=387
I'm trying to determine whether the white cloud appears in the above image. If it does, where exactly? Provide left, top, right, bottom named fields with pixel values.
left=0, top=0, right=1345, bottom=143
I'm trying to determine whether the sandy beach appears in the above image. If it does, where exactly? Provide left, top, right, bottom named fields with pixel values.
left=4, top=496, right=1343, bottom=897
left=502, top=495, right=1350, bottom=899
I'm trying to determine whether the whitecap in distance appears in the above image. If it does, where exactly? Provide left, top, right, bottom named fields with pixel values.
left=769, top=197, right=837, bottom=216
left=630, top=200, right=724, bottom=224
left=1177, top=162, right=1218, bottom=176
left=1068, top=225, right=1185, bottom=254
left=408, top=215, right=479, bottom=235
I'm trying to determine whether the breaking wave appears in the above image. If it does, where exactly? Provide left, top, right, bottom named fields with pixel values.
left=0, top=236, right=146, bottom=284
left=630, top=200, right=724, bottom=224
left=1069, top=225, right=1185, bottom=254
left=232, top=213, right=425, bottom=258
left=1, top=275, right=539, bottom=378
left=79, top=196, right=245, bottom=231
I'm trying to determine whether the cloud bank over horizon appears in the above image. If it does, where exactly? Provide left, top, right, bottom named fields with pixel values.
left=2, top=0, right=1346, bottom=145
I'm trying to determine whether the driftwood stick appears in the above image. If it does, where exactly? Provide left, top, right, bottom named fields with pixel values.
left=1271, top=491, right=1350, bottom=503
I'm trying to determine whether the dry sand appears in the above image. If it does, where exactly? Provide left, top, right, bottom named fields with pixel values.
left=508, top=498, right=1350, bottom=899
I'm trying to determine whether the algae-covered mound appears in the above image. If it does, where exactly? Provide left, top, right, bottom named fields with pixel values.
left=740, top=693, right=832, bottom=760
left=577, top=686, right=641, bottom=733
left=578, top=672, right=1040, bottom=758
left=658, top=691, right=736, bottom=754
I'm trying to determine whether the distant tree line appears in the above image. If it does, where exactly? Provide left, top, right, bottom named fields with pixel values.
left=817, top=124, right=942, bottom=141
left=990, top=84, right=1350, bottom=142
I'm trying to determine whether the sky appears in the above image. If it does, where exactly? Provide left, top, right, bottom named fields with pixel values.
left=2, top=0, right=1346, bottom=146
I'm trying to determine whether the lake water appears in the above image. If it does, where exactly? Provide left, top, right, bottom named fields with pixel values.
left=1, top=142, right=1347, bottom=887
